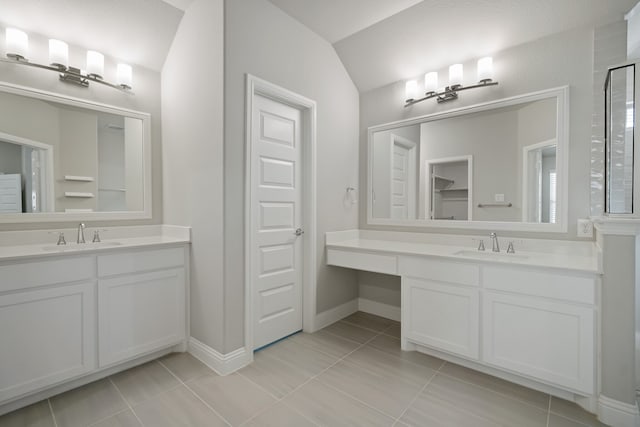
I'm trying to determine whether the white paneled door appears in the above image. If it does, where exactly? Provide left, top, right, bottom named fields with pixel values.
left=251, top=94, right=303, bottom=349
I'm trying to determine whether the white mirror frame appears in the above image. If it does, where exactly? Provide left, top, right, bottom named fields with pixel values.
left=0, top=81, right=152, bottom=223
left=367, top=86, right=569, bottom=233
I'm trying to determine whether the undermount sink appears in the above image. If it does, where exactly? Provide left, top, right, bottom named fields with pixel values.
left=42, top=241, right=123, bottom=252
left=453, top=249, right=529, bottom=261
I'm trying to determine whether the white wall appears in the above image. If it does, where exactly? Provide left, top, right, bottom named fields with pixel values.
left=161, top=0, right=225, bottom=351
left=0, top=28, right=163, bottom=230
left=224, top=0, right=360, bottom=352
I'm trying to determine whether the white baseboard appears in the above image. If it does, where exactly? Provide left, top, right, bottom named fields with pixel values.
left=598, top=395, right=640, bottom=427
left=188, top=338, right=252, bottom=376
left=358, top=298, right=401, bottom=322
left=312, top=298, right=359, bottom=332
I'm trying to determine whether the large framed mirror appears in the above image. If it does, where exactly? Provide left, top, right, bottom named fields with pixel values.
left=367, top=86, right=568, bottom=232
left=0, top=82, right=151, bottom=223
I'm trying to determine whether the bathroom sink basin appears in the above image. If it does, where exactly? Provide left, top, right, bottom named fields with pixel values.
left=42, top=241, right=123, bottom=252
left=453, top=249, right=529, bottom=261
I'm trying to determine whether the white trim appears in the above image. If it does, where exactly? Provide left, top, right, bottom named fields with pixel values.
left=0, top=80, right=152, bottom=223
left=187, top=337, right=252, bottom=376
left=313, top=298, right=359, bottom=332
left=592, top=217, right=640, bottom=236
left=367, top=86, right=569, bottom=233
left=597, top=395, right=640, bottom=427
left=358, top=298, right=401, bottom=322
left=245, top=74, right=318, bottom=353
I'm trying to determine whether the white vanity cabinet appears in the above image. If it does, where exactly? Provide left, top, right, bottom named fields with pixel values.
left=481, top=266, right=596, bottom=394
left=400, top=257, right=480, bottom=359
left=97, top=247, right=186, bottom=367
left=0, top=241, right=189, bottom=408
left=0, top=257, right=96, bottom=402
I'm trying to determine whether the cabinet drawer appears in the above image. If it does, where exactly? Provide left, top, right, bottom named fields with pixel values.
left=0, top=257, right=94, bottom=293
left=482, top=292, right=595, bottom=394
left=98, top=247, right=185, bottom=277
left=399, top=256, right=479, bottom=286
left=327, top=249, right=397, bottom=275
left=483, top=266, right=596, bottom=304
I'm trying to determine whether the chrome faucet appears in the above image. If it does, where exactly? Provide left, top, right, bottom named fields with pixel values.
left=77, top=223, right=86, bottom=244
left=490, top=232, right=500, bottom=252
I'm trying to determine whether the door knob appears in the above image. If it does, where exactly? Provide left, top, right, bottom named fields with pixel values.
left=295, top=228, right=304, bottom=236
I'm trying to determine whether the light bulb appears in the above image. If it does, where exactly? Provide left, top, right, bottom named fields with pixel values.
left=424, top=72, right=438, bottom=94
left=86, top=50, right=104, bottom=79
left=49, top=39, right=69, bottom=69
left=116, top=63, right=132, bottom=89
left=477, top=57, right=493, bottom=83
left=405, top=80, right=418, bottom=102
left=449, top=64, right=463, bottom=88
left=6, top=28, right=28, bottom=60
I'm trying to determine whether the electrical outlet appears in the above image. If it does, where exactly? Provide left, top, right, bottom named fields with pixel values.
left=577, top=218, right=593, bottom=238
left=495, top=193, right=505, bottom=202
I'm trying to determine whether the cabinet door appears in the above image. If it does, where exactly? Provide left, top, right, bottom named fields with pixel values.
left=402, top=277, right=479, bottom=359
left=482, top=292, right=595, bottom=394
left=98, top=268, right=186, bottom=367
left=0, top=282, right=96, bottom=402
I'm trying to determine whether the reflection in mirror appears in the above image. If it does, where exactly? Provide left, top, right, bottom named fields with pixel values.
left=0, top=89, right=145, bottom=215
left=523, top=141, right=557, bottom=223
left=428, top=156, right=471, bottom=220
left=368, top=87, right=566, bottom=230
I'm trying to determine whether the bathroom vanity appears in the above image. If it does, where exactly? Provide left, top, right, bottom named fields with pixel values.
left=326, top=230, right=601, bottom=406
left=0, top=226, right=190, bottom=414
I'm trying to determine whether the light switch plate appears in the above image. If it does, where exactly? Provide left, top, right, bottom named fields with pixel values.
left=577, top=218, right=593, bottom=238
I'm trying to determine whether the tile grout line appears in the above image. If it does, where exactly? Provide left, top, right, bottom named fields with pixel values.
left=392, top=359, right=446, bottom=424
left=240, top=326, right=387, bottom=426
left=46, top=398, right=59, bottom=427
left=107, top=377, right=145, bottom=427
left=156, top=359, right=234, bottom=427
left=435, top=369, right=552, bottom=413
left=546, top=394, right=551, bottom=427
left=86, top=407, right=139, bottom=427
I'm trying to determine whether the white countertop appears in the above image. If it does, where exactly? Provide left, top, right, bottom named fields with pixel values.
left=326, top=230, right=601, bottom=274
left=0, top=225, right=190, bottom=262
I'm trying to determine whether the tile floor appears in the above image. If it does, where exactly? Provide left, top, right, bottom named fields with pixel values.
left=0, top=312, right=608, bottom=426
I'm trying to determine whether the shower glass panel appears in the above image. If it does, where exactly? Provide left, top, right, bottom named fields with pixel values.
left=605, top=63, right=635, bottom=214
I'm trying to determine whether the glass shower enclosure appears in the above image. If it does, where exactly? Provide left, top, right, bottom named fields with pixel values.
left=605, top=62, right=638, bottom=215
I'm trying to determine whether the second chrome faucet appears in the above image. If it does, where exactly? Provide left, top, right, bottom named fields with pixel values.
left=489, top=232, right=500, bottom=252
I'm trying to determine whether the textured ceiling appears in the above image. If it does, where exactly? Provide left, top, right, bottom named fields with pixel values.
left=272, top=0, right=638, bottom=92
left=0, top=0, right=184, bottom=71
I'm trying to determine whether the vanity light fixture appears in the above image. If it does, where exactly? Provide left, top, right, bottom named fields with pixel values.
left=405, top=56, right=498, bottom=107
left=1, top=27, right=133, bottom=93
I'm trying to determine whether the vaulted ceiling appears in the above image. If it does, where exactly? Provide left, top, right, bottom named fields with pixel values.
left=270, top=0, right=638, bottom=92
left=0, top=0, right=186, bottom=71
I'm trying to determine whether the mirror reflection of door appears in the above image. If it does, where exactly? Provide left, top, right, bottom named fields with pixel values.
left=523, top=140, right=557, bottom=223
left=390, top=135, right=417, bottom=219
